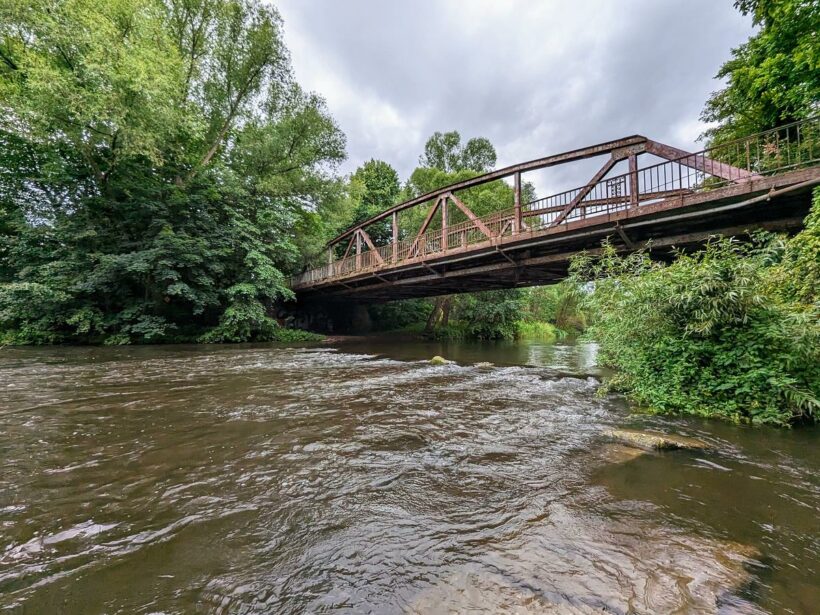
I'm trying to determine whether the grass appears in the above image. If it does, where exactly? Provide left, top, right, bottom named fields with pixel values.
left=516, top=320, right=563, bottom=342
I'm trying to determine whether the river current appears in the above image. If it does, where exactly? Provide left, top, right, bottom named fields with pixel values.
left=0, top=339, right=817, bottom=614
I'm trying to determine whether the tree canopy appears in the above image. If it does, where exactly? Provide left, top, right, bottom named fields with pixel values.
left=701, top=0, right=819, bottom=144
left=0, top=0, right=344, bottom=344
left=419, top=131, right=497, bottom=174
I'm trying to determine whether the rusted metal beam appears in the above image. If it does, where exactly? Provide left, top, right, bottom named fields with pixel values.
left=628, top=154, right=639, bottom=208
left=355, top=230, right=362, bottom=269
left=341, top=234, right=355, bottom=261
left=615, top=223, right=635, bottom=249
left=359, top=228, right=384, bottom=264
left=551, top=156, right=619, bottom=227
left=328, top=135, right=649, bottom=246
left=392, top=212, right=398, bottom=263
left=513, top=171, right=522, bottom=234
left=645, top=140, right=756, bottom=182
left=441, top=196, right=448, bottom=251
left=406, top=196, right=443, bottom=259
left=447, top=193, right=494, bottom=238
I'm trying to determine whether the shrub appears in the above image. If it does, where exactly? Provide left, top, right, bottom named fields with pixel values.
left=571, top=205, right=820, bottom=427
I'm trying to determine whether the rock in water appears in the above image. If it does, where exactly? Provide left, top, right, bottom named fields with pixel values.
left=430, top=355, right=449, bottom=365
left=603, top=428, right=710, bottom=451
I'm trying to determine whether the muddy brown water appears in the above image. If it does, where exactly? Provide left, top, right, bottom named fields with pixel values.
left=0, top=339, right=817, bottom=614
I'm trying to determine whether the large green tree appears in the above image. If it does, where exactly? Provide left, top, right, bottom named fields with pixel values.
left=702, top=0, right=819, bottom=144
left=419, top=130, right=497, bottom=174
left=0, top=0, right=345, bottom=344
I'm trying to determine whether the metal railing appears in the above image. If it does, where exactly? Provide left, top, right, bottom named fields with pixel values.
left=292, top=117, right=819, bottom=288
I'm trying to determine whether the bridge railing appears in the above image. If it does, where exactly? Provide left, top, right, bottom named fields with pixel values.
left=292, top=117, right=819, bottom=288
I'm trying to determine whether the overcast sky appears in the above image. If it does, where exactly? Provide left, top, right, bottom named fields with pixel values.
left=276, top=0, right=755, bottom=195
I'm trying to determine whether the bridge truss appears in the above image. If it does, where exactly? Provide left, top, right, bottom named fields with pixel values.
left=293, top=118, right=820, bottom=301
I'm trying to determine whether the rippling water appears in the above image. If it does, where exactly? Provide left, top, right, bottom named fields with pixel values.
left=0, top=340, right=817, bottom=614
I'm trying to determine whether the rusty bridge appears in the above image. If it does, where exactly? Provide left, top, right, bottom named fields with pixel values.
left=292, top=118, right=820, bottom=302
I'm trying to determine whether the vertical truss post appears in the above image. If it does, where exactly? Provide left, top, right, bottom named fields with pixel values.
left=513, top=172, right=522, bottom=234
left=441, top=196, right=448, bottom=251
left=628, top=154, right=639, bottom=208
left=355, top=230, right=361, bottom=269
left=327, top=247, right=333, bottom=276
left=392, top=211, right=398, bottom=263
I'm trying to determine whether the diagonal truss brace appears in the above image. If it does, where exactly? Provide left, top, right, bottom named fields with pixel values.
left=446, top=192, right=494, bottom=238
left=407, top=195, right=445, bottom=258
left=645, top=140, right=758, bottom=182
left=357, top=228, right=384, bottom=264
left=550, top=156, right=619, bottom=227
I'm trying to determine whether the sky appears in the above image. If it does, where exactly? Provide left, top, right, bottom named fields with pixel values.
left=275, top=0, right=755, bottom=196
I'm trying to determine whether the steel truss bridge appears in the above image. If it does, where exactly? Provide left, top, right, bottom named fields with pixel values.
left=292, top=118, right=820, bottom=302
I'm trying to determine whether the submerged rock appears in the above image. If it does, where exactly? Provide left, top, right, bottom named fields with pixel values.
left=430, top=355, right=450, bottom=365
left=604, top=428, right=710, bottom=451
left=599, top=442, right=648, bottom=464
left=474, top=361, right=494, bottom=368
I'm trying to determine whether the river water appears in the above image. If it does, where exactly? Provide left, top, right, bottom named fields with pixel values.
left=0, top=339, right=817, bottom=614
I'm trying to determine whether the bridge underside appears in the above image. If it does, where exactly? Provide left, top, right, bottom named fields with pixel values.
left=295, top=168, right=818, bottom=304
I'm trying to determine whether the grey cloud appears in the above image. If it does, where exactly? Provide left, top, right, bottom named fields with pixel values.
left=276, top=0, right=753, bottom=196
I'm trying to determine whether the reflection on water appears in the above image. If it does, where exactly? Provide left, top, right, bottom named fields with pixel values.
left=0, top=339, right=817, bottom=614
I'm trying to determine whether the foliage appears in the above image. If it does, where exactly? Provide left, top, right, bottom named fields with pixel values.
left=452, top=289, right=524, bottom=340
left=368, top=298, right=432, bottom=331
left=522, top=282, right=586, bottom=334
left=516, top=320, right=560, bottom=342
left=701, top=0, right=819, bottom=144
left=267, top=327, right=324, bottom=343
left=773, top=187, right=820, bottom=305
left=570, top=212, right=820, bottom=425
left=419, top=131, right=497, bottom=173
left=0, top=0, right=345, bottom=344
left=348, top=159, right=400, bottom=244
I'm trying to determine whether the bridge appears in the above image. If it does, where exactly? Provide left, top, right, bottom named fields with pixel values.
left=293, top=118, right=820, bottom=302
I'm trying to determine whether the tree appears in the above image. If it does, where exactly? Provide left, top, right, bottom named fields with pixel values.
left=701, top=0, right=819, bottom=144
left=419, top=130, right=497, bottom=173
left=349, top=159, right=400, bottom=243
left=0, top=0, right=345, bottom=344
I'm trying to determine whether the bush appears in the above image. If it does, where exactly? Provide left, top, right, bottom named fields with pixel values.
left=454, top=289, right=523, bottom=340
left=516, top=320, right=560, bottom=342
left=571, top=198, right=820, bottom=427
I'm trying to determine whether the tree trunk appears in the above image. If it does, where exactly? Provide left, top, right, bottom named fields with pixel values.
left=440, top=296, right=453, bottom=327
left=424, top=297, right=444, bottom=333
left=424, top=295, right=453, bottom=333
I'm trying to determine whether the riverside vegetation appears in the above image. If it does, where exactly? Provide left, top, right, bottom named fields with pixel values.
left=0, top=0, right=818, bottom=425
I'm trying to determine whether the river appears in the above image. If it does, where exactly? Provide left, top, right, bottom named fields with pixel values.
left=0, top=339, right=817, bottom=614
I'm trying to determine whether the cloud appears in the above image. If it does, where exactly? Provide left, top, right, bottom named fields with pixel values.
left=275, top=0, right=753, bottom=196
